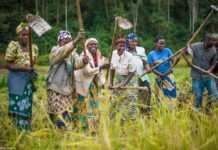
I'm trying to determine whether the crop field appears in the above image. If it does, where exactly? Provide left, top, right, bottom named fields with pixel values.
left=0, top=59, right=218, bottom=150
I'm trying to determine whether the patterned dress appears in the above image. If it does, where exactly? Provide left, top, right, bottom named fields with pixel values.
left=47, top=44, right=85, bottom=128
left=5, top=41, right=38, bottom=130
left=72, top=83, right=100, bottom=133
left=74, top=40, right=105, bottom=133
left=110, top=50, right=139, bottom=120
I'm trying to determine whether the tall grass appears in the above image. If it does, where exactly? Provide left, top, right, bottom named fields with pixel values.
left=0, top=60, right=218, bottom=150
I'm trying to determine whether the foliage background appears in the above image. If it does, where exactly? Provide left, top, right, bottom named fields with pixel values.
left=0, top=0, right=218, bottom=59
left=1, top=1, right=218, bottom=149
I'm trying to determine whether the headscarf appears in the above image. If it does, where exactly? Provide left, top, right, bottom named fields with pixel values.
left=84, top=38, right=101, bottom=68
left=16, top=22, right=29, bottom=34
left=74, top=38, right=105, bottom=96
left=57, top=30, right=72, bottom=42
left=127, top=32, right=138, bottom=41
left=85, top=38, right=98, bottom=48
left=126, top=32, right=138, bottom=49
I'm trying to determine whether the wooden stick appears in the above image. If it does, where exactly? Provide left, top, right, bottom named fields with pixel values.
left=187, top=10, right=214, bottom=45
left=28, top=27, right=33, bottom=67
left=76, top=0, right=86, bottom=56
left=140, top=9, right=215, bottom=78
left=106, top=18, right=118, bottom=80
left=111, top=86, right=148, bottom=91
left=182, top=53, right=218, bottom=80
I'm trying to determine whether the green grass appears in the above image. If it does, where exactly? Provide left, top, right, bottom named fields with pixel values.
left=0, top=60, right=218, bottom=150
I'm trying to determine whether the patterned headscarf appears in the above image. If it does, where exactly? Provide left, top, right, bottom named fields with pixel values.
left=16, top=22, right=29, bottom=34
left=126, top=32, right=138, bottom=49
left=57, top=30, right=72, bottom=42
left=127, top=32, right=138, bottom=41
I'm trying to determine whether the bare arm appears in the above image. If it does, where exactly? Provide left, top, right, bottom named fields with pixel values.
left=49, top=41, right=75, bottom=65
left=109, top=69, right=115, bottom=87
left=121, top=72, right=135, bottom=86
left=50, top=32, right=82, bottom=65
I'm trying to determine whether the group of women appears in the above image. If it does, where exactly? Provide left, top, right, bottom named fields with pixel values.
left=4, top=22, right=218, bottom=132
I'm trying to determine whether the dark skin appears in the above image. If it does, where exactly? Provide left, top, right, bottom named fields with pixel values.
left=87, top=41, right=109, bottom=69
left=58, top=34, right=89, bottom=65
left=7, top=29, right=34, bottom=72
left=187, top=36, right=217, bottom=74
left=149, top=39, right=175, bottom=78
left=109, top=39, right=135, bottom=89
left=87, top=42, right=97, bottom=56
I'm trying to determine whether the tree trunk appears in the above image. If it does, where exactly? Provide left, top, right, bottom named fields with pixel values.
left=56, top=0, right=60, bottom=25
left=158, top=0, right=161, bottom=33
left=192, top=0, right=198, bottom=32
left=65, top=0, right=68, bottom=30
left=35, top=0, right=39, bottom=15
left=104, top=0, right=109, bottom=19
left=167, top=0, right=170, bottom=24
left=45, top=0, right=49, bottom=20
left=41, top=0, right=45, bottom=18
left=188, top=0, right=199, bottom=32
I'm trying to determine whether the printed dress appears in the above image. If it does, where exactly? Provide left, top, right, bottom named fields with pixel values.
left=5, top=41, right=38, bottom=130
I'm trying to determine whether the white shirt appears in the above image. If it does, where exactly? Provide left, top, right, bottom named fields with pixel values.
left=110, top=50, right=135, bottom=75
left=130, top=46, right=150, bottom=82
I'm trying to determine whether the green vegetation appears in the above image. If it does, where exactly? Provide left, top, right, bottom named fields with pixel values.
left=1, top=1, right=218, bottom=149
left=0, top=0, right=218, bottom=56
left=0, top=60, right=218, bottom=150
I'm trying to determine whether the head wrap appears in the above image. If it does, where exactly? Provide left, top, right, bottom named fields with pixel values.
left=127, top=32, right=138, bottom=41
left=84, top=38, right=101, bottom=67
left=126, top=32, right=138, bottom=49
left=57, top=30, right=72, bottom=42
left=16, top=22, right=29, bottom=34
left=85, top=38, right=98, bottom=49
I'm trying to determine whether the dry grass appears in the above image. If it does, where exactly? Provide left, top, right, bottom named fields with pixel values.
left=0, top=60, right=218, bottom=150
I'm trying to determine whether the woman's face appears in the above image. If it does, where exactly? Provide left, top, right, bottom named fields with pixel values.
left=87, top=41, right=98, bottom=55
left=129, top=40, right=137, bottom=50
left=59, top=37, right=72, bottom=47
left=19, top=29, right=29, bottom=46
left=116, top=39, right=126, bottom=54
left=156, top=39, right=165, bottom=51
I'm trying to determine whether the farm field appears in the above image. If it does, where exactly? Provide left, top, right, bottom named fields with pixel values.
left=0, top=59, right=218, bottom=150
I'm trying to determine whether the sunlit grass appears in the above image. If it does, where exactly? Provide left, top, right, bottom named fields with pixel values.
left=0, top=59, right=218, bottom=150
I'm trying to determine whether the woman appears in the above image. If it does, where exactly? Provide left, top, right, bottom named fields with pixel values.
left=126, top=32, right=151, bottom=114
left=109, top=33, right=138, bottom=120
left=147, top=35, right=177, bottom=101
left=74, top=38, right=107, bottom=133
left=5, top=22, right=38, bottom=130
left=46, top=30, right=88, bottom=129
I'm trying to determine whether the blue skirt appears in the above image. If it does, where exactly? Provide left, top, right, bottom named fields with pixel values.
left=156, top=75, right=177, bottom=99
